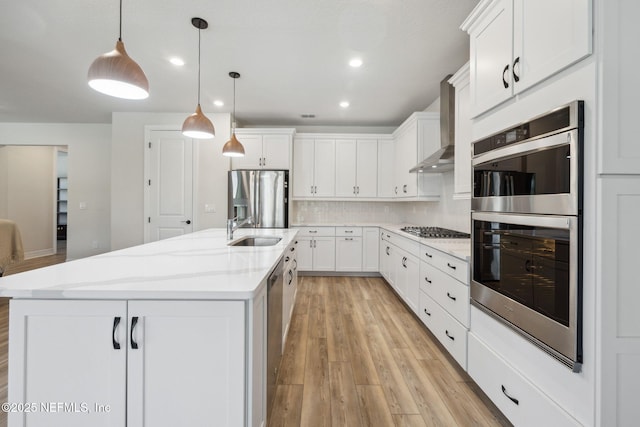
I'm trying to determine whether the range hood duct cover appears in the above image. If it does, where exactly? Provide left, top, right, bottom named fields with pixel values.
left=410, top=75, right=455, bottom=173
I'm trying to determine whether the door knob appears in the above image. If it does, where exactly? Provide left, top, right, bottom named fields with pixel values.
left=181, top=219, right=191, bottom=225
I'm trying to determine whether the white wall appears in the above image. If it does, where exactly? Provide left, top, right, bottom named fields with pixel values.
left=111, top=112, right=231, bottom=250
left=0, top=146, right=55, bottom=257
left=0, top=123, right=111, bottom=260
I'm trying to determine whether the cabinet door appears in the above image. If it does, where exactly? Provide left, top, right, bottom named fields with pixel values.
left=262, top=134, right=291, bottom=169
left=8, top=300, right=127, bottom=427
left=335, top=237, right=363, bottom=271
left=403, top=253, right=420, bottom=314
left=293, top=138, right=315, bottom=197
left=356, top=140, right=378, bottom=197
left=512, top=0, right=591, bottom=94
left=453, top=71, right=472, bottom=198
left=335, top=139, right=357, bottom=197
left=231, top=134, right=263, bottom=169
left=314, top=139, right=336, bottom=197
left=362, top=227, right=380, bottom=272
left=469, top=0, right=514, bottom=117
left=296, top=236, right=313, bottom=271
left=395, top=125, right=418, bottom=197
left=313, top=236, right=336, bottom=271
left=377, top=139, right=395, bottom=198
left=127, top=300, right=245, bottom=427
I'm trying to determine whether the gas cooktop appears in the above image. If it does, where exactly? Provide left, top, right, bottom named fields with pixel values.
left=400, top=226, right=470, bottom=239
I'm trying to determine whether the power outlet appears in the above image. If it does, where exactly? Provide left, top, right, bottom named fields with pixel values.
left=204, top=204, right=216, bottom=213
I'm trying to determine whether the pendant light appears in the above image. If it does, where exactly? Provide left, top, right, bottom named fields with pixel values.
left=222, top=72, right=245, bottom=157
left=182, top=17, right=215, bottom=139
left=87, top=0, right=149, bottom=100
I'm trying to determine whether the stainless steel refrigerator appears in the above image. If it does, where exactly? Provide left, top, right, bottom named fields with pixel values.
left=228, top=170, right=289, bottom=228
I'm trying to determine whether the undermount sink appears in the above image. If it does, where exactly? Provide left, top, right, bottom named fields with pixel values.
left=228, top=236, right=282, bottom=247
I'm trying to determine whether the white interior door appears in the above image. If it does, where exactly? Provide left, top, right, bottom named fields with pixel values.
left=147, top=130, right=193, bottom=242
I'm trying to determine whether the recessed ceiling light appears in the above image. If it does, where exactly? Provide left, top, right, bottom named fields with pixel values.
left=349, top=58, right=363, bottom=68
left=301, top=114, right=316, bottom=118
left=169, top=57, right=185, bottom=66
left=340, top=101, right=350, bottom=108
left=214, top=100, right=224, bottom=107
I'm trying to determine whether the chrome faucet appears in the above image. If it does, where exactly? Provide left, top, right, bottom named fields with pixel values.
left=227, top=216, right=253, bottom=240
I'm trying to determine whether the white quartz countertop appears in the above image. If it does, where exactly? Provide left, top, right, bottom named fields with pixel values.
left=292, top=223, right=471, bottom=261
left=0, top=228, right=298, bottom=300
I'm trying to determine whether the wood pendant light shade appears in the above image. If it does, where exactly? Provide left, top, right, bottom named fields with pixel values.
left=182, top=104, right=215, bottom=139
left=222, top=133, right=245, bottom=157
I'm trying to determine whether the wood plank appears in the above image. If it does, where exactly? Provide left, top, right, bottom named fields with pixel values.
left=326, top=285, right=350, bottom=362
left=367, top=298, right=409, bottom=350
left=343, top=313, right=380, bottom=386
left=422, top=358, right=499, bottom=426
left=329, top=362, right=364, bottom=427
left=308, top=293, right=327, bottom=339
left=278, top=313, right=309, bottom=385
left=356, top=385, right=395, bottom=427
left=388, top=309, right=438, bottom=361
left=391, top=348, right=458, bottom=426
left=393, top=414, right=429, bottom=427
left=300, top=337, right=331, bottom=427
left=364, top=325, right=420, bottom=415
left=292, top=276, right=311, bottom=316
left=269, top=385, right=303, bottom=427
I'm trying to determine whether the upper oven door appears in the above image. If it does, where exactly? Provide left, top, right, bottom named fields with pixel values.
left=472, top=128, right=581, bottom=215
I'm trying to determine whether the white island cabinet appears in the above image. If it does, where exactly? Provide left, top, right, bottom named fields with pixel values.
left=0, top=228, right=299, bottom=427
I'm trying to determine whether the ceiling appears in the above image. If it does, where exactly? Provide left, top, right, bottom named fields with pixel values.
left=0, top=0, right=477, bottom=127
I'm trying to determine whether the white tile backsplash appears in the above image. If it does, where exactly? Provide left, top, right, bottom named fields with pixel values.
left=292, top=172, right=470, bottom=231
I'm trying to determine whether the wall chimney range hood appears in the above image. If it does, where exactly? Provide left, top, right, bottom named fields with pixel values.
left=410, top=75, right=455, bottom=173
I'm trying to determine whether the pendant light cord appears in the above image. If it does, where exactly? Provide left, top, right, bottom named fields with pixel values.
left=118, top=0, right=123, bottom=41
left=232, top=77, right=236, bottom=131
left=197, top=27, right=201, bottom=105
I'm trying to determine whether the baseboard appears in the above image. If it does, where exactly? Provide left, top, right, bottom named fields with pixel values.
left=298, top=271, right=382, bottom=277
left=24, top=248, right=55, bottom=259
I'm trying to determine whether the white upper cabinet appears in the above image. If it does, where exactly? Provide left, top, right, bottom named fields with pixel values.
left=462, top=0, right=592, bottom=117
left=392, top=112, right=441, bottom=200
left=377, top=138, right=395, bottom=198
left=335, top=139, right=378, bottom=198
left=449, top=63, right=472, bottom=199
left=292, top=137, right=335, bottom=198
left=232, top=129, right=295, bottom=170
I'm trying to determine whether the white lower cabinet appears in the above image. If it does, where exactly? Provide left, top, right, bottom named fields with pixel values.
left=335, top=236, right=363, bottom=272
left=282, top=240, right=298, bottom=348
left=468, top=333, right=581, bottom=427
left=8, top=299, right=249, bottom=427
left=419, top=291, right=468, bottom=369
left=396, top=250, right=419, bottom=313
left=362, top=227, right=380, bottom=272
left=297, top=236, right=336, bottom=271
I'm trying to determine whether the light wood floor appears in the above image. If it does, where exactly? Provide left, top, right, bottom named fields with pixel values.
left=270, top=276, right=511, bottom=427
left=0, top=247, right=67, bottom=427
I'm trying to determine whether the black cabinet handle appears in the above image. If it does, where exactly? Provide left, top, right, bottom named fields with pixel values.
left=288, top=270, right=293, bottom=285
left=424, top=308, right=431, bottom=317
left=502, top=64, right=510, bottom=88
left=447, top=263, right=457, bottom=270
left=130, top=316, right=139, bottom=350
left=386, top=247, right=390, bottom=256
left=290, top=246, right=295, bottom=252
left=445, top=330, right=455, bottom=341
left=447, top=292, right=457, bottom=301
left=501, top=385, right=519, bottom=405
left=112, top=317, right=121, bottom=350
left=293, top=259, right=297, bottom=271
left=402, top=257, right=407, bottom=268
left=424, top=277, right=432, bottom=284
left=285, top=256, right=290, bottom=263
left=525, top=259, right=532, bottom=273
left=513, top=57, right=520, bottom=82
left=425, top=252, right=432, bottom=258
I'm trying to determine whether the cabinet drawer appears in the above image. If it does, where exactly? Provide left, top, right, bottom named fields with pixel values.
left=468, top=334, right=581, bottom=427
left=420, top=261, right=469, bottom=327
left=419, top=291, right=467, bottom=370
left=381, top=230, right=419, bottom=254
left=420, top=244, right=469, bottom=284
left=335, top=226, right=362, bottom=237
left=296, top=227, right=335, bottom=237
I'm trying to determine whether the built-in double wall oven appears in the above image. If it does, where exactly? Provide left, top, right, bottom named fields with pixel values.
left=471, top=101, right=583, bottom=371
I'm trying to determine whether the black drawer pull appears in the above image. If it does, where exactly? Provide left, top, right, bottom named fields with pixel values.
left=445, top=330, right=455, bottom=341
left=447, top=263, right=457, bottom=270
left=130, top=316, right=139, bottom=350
left=112, top=317, right=121, bottom=350
left=501, top=385, right=519, bottom=405
left=512, top=57, right=520, bottom=82
left=447, top=292, right=457, bottom=301
left=502, top=64, right=510, bottom=88
left=423, top=308, right=431, bottom=317
left=285, top=256, right=290, bottom=263
left=425, top=252, right=432, bottom=258
left=424, top=277, right=432, bottom=284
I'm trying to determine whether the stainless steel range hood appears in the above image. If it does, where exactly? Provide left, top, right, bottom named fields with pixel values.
left=410, top=75, right=455, bottom=173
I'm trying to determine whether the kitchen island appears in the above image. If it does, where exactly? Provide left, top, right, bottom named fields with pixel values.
left=0, top=227, right=298, bottom=427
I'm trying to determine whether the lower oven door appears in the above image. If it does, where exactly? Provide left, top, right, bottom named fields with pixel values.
left=471, top=211, right=581, bottom=370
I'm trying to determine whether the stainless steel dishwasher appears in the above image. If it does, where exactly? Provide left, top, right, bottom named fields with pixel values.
left=266, top=257, right=284, bottom=422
